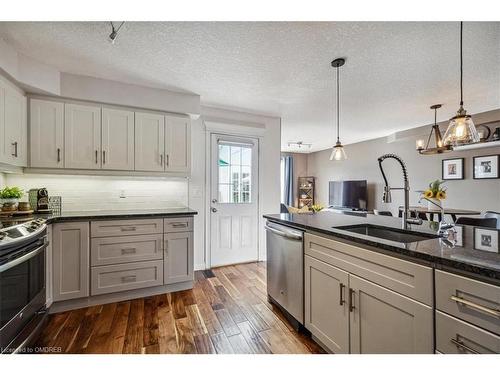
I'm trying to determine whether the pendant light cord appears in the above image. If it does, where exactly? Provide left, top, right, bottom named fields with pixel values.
left=460, top=21, right=463, bottom=106
left=336, top=65, right=340, bottom=143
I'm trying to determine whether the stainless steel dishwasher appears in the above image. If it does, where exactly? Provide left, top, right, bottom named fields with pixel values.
left=265, top=220, right=304, bottom=330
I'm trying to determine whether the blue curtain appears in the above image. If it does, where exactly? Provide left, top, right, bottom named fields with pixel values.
left=283, top=156, right=294, bottom=206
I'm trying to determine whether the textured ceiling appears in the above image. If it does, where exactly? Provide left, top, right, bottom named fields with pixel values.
left=0, top=21, right=499, bottom=152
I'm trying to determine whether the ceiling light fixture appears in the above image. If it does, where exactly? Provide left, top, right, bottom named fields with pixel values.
left=443, top=21, right=480, bottom=147
left=329, top=58, right=347, bottom=161
left=287, top=141, right=312, bottom=150
left=109, top=21, right=125, bottom=44
left=416, top=104, right=452, bottom=155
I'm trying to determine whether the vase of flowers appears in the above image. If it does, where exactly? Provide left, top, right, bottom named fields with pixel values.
left=423, top=180, right=446, bottom=210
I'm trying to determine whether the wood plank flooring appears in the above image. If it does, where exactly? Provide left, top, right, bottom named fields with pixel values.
left=35, top=262, right=324, bottom=354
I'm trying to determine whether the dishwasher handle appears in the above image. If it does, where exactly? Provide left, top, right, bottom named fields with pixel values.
left=265, top=223, right=303, bottom=241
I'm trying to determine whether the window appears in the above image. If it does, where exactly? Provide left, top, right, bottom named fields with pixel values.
left=218, top=143, right=252, bottom=203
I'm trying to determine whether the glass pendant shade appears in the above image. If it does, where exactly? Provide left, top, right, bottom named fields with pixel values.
left=443, top=111, right=479, bottom=146
left=329, top=141, right=347, bottom=161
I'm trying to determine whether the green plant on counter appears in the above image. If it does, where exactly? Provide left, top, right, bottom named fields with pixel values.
left=0, top=186, right=24, bottom=199
left=311, top=204, right=324, bottom=213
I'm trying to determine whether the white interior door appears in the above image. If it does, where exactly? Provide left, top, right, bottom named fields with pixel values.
left=210, top=134, right=259, bottom=267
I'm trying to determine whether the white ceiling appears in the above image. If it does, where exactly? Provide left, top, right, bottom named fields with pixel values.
left=0, top=22, right=499, bottom=152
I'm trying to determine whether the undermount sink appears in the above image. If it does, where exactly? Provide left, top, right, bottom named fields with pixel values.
left=334, top=224, right=440, bottom=243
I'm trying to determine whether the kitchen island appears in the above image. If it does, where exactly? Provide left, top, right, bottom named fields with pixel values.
left=264, top=211, right=500, bottom=354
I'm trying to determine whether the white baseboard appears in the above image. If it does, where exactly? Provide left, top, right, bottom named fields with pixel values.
left=194, top=263, right=206, bottom=271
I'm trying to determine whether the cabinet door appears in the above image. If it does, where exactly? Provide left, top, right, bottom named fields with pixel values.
left=64, top=103, right=101, bottom=169
left=304, top=255, right=350, bottom=353
left=135, top=112, right=165, bottom=171
left=165, top=115, right=190, bottom=173
left=164, top=231, right=193, bottom=284
left=30, top=99, right=64, bottom=168
left=3, top=85, right=27, bottom=166
left=101, top=107, right=135, bottom=170
left=52, top=222, right=90, bottom=302
left=349, top=274, right=433, bottom=354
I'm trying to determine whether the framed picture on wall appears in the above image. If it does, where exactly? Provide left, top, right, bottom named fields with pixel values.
left=442, top=158, right=464, bottom=180
left=473, top=155, right=499, bottom=179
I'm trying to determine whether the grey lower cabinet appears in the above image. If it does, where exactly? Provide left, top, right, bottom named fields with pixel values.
left=305, top=255, right=349, bottom=353
left=164, top=231, right=194, bottom=284
left=51, top=217, right=194, bottom=306
left=304, top=233, right=433, bottom=354
left=349, top=274, right=433, bottom=353
left=52, top=222, right=90, bottom=302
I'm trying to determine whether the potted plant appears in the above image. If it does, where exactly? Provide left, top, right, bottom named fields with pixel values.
left=0, top=186, right=24, bottom=211
left=422, top=180, right=446, bottom=210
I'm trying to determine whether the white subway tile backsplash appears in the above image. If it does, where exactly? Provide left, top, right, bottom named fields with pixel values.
left=4, top=174, right=188, bottom=211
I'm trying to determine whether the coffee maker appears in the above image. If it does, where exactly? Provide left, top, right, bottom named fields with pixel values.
left=29, top=188, right=51, bottom=213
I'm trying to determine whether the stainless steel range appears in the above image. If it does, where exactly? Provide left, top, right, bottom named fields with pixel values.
left=0, top=218, right=48, bottom=354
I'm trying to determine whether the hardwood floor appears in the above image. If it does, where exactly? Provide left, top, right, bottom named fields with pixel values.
left=35, top=262, right=324, bottom=354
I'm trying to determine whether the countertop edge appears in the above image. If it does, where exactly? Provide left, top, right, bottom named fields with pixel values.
left=264, top=215, right=500, bottom=285
left=42, top=210, right=198, bottom=224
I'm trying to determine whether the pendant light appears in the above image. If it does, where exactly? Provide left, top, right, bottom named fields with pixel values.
left=329, top=58, right=347, bottom=161
left=416, top=104, right=452, bottom=154
left=443, top=22, right=480, bottom=146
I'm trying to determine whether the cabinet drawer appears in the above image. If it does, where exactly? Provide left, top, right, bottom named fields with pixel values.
left=164, top=217, right=193, bottom=233
left=436, top=311, right=500, bottom=354
left=91, top=219, right=163, bottom=237
left=91, top=234, right=163, bottom=266
left=304, top=233, right=433, bottom=305
left=91, top=260, right=163, bottom=296
left=435, top=270, right=500, bottom=335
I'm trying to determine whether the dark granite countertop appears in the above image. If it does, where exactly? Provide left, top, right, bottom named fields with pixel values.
left=264, top=211, right=500, bottom=284
left=38, top=207, right=197, bottom=223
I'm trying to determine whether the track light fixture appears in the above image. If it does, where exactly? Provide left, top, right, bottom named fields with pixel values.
left=109, top=22, right=125, bottom=44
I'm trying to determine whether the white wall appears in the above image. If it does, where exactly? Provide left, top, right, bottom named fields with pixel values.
left=307, top=109, right=500, bottom=215
left=3, top=174, right=188, bottom=211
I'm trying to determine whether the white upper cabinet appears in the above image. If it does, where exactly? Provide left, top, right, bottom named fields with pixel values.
left=135, top=112, right=165, bottom=172
left=64, top=103, right=101, bottom=170
left=165, top=115, right=190, bottom=173
left=30, top=99, right=64, bottom=168
left=0, top=78, right=27, bottom=167
left=101, top=108, right=135, bottom=171
left=25, top=96, right=191, bottom=175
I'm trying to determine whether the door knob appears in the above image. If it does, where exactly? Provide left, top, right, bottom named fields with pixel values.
left=211, top=207, right=217, bottom=213
left=211, top=199, right=218, bottom=203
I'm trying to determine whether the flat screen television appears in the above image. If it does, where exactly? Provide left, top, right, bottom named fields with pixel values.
left=329, top=180, right=367, bottom=210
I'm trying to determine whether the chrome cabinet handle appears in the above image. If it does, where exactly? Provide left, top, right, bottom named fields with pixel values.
left=211, top=207, right=217, bottom=213
left=166, top=154, right=169, bottom=167
left=348, top=288, right=355, bottom=312
left=120, top=226, right=136, bottom=232
left=450, top=295, right=500, bottom=318
left=95, top=150, right=98, bottom=164
left=339, top=283, right=345, bottom=306
left=11, top=141, right=18, bottom=157
left=57, top=148, right=61, bottom=162
left=450, top=338, right=479, bottom=354
left=121, top=247, right=136, bottom=254
left=102, top=150, right=106, bottom=164
left=171, top=222, right=187, bottom=228
left=121, top=275, right=137, bottom=283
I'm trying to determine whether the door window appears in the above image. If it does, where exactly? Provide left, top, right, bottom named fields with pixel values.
left=218, top=143, right=252, bottom=204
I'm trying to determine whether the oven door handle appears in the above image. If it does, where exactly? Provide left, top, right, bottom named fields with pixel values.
left=0, top=242, right=47, bottom=273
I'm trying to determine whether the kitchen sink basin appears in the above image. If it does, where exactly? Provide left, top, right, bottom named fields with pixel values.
left=334, top=224, right=440, bottom=243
